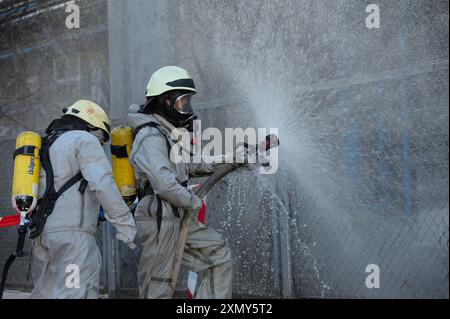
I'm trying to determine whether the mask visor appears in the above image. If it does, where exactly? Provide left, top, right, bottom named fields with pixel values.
left=174, top=93, right=194, bottom=115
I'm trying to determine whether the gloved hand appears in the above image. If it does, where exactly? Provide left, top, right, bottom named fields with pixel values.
left=188, top=190, right=203, bottom=213
left=234, top=144, right=249, bottom=164
left=116, top=232, right=136, bottom=249
left=223, top=144, right=253, bottom=165
left=258, top=149, right=271, bottom=167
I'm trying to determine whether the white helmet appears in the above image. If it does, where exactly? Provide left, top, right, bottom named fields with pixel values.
left=146, top=66, right=197, bottom=97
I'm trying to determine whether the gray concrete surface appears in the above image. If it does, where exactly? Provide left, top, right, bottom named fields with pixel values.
left=2, top=290, right=30, bottom=299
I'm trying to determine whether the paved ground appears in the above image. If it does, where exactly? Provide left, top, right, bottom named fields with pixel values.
left=2, top=290, right=112, bottom=299
left=3, top=290, right=30, bottom=299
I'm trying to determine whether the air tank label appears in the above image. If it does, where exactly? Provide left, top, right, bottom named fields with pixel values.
left=28, top=157, right=35, bottom=175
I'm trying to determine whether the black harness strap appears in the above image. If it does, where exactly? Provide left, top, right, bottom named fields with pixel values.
left=13, top=145, right=38, bottom=159
left=56, top=172, right=85, bottom=197
left=156, top=196, right=163, bottom=244
left=79, top=178, right=88, bottom=193
left=171, top=204, right=181, bottom=218
left=110, top=145, right=129, bottom=158
left=134, top=121, right=172, bottom=151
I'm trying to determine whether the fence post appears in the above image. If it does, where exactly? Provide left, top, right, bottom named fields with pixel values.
left=103, top=221, right=120, bottom=298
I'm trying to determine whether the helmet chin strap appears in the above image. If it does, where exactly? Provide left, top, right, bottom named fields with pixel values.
left=181, top=114, right=197, bottom=132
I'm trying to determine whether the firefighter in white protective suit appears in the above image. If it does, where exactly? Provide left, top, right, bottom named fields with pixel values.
left=129, top=66, right=249, bottom=299
left=29, top=100, right=137, bottom=299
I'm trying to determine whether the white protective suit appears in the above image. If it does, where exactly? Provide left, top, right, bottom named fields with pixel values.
left=128, top=108, right=233, bottom=299
left=30, top=130, right=137, bottom=299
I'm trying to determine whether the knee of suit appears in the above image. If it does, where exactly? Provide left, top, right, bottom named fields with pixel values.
left=223, top=246, right=232, bottom=265
left=212, top=244, right=232, bottom=267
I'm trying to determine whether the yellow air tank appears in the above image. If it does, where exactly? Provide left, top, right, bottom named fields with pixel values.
left=111, top=126, right=136, bottom=205
left=11, top=131, right=42, bottom=214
